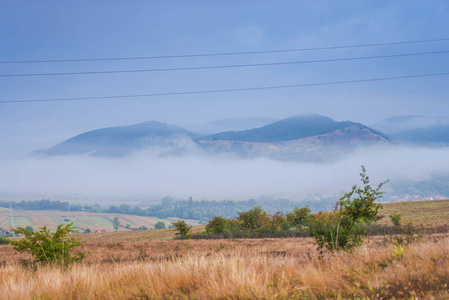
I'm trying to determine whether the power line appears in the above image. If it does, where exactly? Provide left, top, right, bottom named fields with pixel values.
left=1, top=50, right=448, bottom=78
left=1, top=71, right=448, bottom=104
left=1, top=37, right=449, bottom=64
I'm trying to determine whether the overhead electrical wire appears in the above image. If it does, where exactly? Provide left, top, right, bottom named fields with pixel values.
left=1, top=37, right=449, bottom=64
left=1, top=71, right=448, bottom=104
left=1, top=50, right=448, bottom=78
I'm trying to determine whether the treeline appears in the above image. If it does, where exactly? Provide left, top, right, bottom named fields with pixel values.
left=193, top=205, right=313, bottom=239
left=177, top=167, right=395, bottom=251
left=0, top=199, right=69, bottom=211
left=143, top=197, right=329, bottom=221
left=1, top=197, right=332, bottom=222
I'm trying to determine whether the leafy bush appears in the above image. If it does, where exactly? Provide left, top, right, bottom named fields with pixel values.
left=389, top=212, right=402, bottom=227
left=309, top=211, right=367, bottom=250
left=286, top=206, right=312, bottom=228
left=205, top=216, right=230, bottom=234
left=155, top=221, right=166, bottom=229
left=0, top=236, right=10, bottom=245
left=172, top=220, right=192, bottom=238
left=237, top=205, right=270, bottom=230
left=11, top=223, right=85, bottom=266
left=309, top=166, right=387, bottom=251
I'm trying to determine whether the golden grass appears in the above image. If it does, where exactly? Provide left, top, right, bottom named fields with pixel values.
left=1, top=235, right=448, bottom=299
left=76, top=225, right=206, bottom=242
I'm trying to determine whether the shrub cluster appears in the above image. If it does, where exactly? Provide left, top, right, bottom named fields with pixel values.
left=181, top=205, right=312, bottom=239
left=185, top=166, right=388, bottom=252
left=11, top=223, right=85, bottom=266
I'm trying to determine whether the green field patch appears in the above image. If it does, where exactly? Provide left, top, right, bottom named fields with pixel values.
left=50, top=216, right=113, bottom=227
left=2, top=216, right=33, bottom=228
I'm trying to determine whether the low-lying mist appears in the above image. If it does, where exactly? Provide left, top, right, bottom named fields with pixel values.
left=1, top=144, right=449, bottom=204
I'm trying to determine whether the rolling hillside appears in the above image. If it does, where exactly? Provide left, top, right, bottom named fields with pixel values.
left=198, top=114, right=390, bottom=161
left=0, top=209, right=200, bottom=233
left=200, top=114, right=388, bottom=143
left=378, top=199, right=449, bottom=226
left=33, top=121, right=201, bottom=157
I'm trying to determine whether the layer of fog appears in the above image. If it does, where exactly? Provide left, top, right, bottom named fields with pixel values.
left=1, top=143, right=449, bottom=205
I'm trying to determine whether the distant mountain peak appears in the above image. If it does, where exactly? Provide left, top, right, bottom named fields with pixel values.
left=199, top=114, right=385, bottom=143
left=33, top=121, right=201, bottom=157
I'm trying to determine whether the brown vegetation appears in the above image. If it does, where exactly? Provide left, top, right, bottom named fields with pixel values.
left=1, top=233, right=448, bottom=299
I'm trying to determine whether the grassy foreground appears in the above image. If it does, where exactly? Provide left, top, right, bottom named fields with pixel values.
left=1, top=234, right=448, bottom=299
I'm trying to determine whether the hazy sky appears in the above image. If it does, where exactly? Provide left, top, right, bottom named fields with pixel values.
left=1, top=1, right=449, bottom=203
left=1, top=1, right=449, bottom=156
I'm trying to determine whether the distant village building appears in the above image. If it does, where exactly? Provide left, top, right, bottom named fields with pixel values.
left=94, top=229, right=107, bottom=233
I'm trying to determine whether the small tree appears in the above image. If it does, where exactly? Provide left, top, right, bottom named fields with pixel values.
left=309, top=166, right=388, bottom=250
left=172, top=219, right=192, bottom=238
left=286, top=206, right=312, bottom=228
left=155, top=221, right=166, bottom=229
left=112, top=216, right=120, bottom=232
left=338, top=166, right=387, bottom=225
left=11, top=223, right=85, bottom=265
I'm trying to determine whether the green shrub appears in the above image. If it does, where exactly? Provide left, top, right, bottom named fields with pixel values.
left=0, top=236, right=10, bottom=245
left=237, top=205, right=270, bottom=230
left=339, top=166, right=387, bottom=225
left=205, top=216, right=230, bottom=234
left=286, top=206, right=312, bottom=228
left=155, top=221, right=166, bottom=229
left=389, top=212, right=402, bottom=227
left=309, top=211, right=367, bottom=250
left=309, top=166, right=387, bottom=251
left=11, top=223, right=85, bottom=266
left=172, top=220, right=192, bottom=238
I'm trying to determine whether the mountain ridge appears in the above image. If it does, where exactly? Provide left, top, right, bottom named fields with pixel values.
left=200, top=114, right=389, bottom=143
left=33, top=114, right=391, bottom=161
left=33, top=121, right=201, bottom=157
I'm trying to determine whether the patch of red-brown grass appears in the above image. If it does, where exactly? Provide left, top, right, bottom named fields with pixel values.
left=1, top=234, right=448, bottom=299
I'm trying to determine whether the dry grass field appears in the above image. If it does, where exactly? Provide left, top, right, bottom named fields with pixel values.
left=77, top=225, right=206, bottom=242
left=0, top=200, right=448, bottom=298
left=1, top=234, right=448, bottom=299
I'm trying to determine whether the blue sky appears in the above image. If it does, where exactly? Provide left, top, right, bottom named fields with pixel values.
left=1, top=0, right=449, bottom=156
